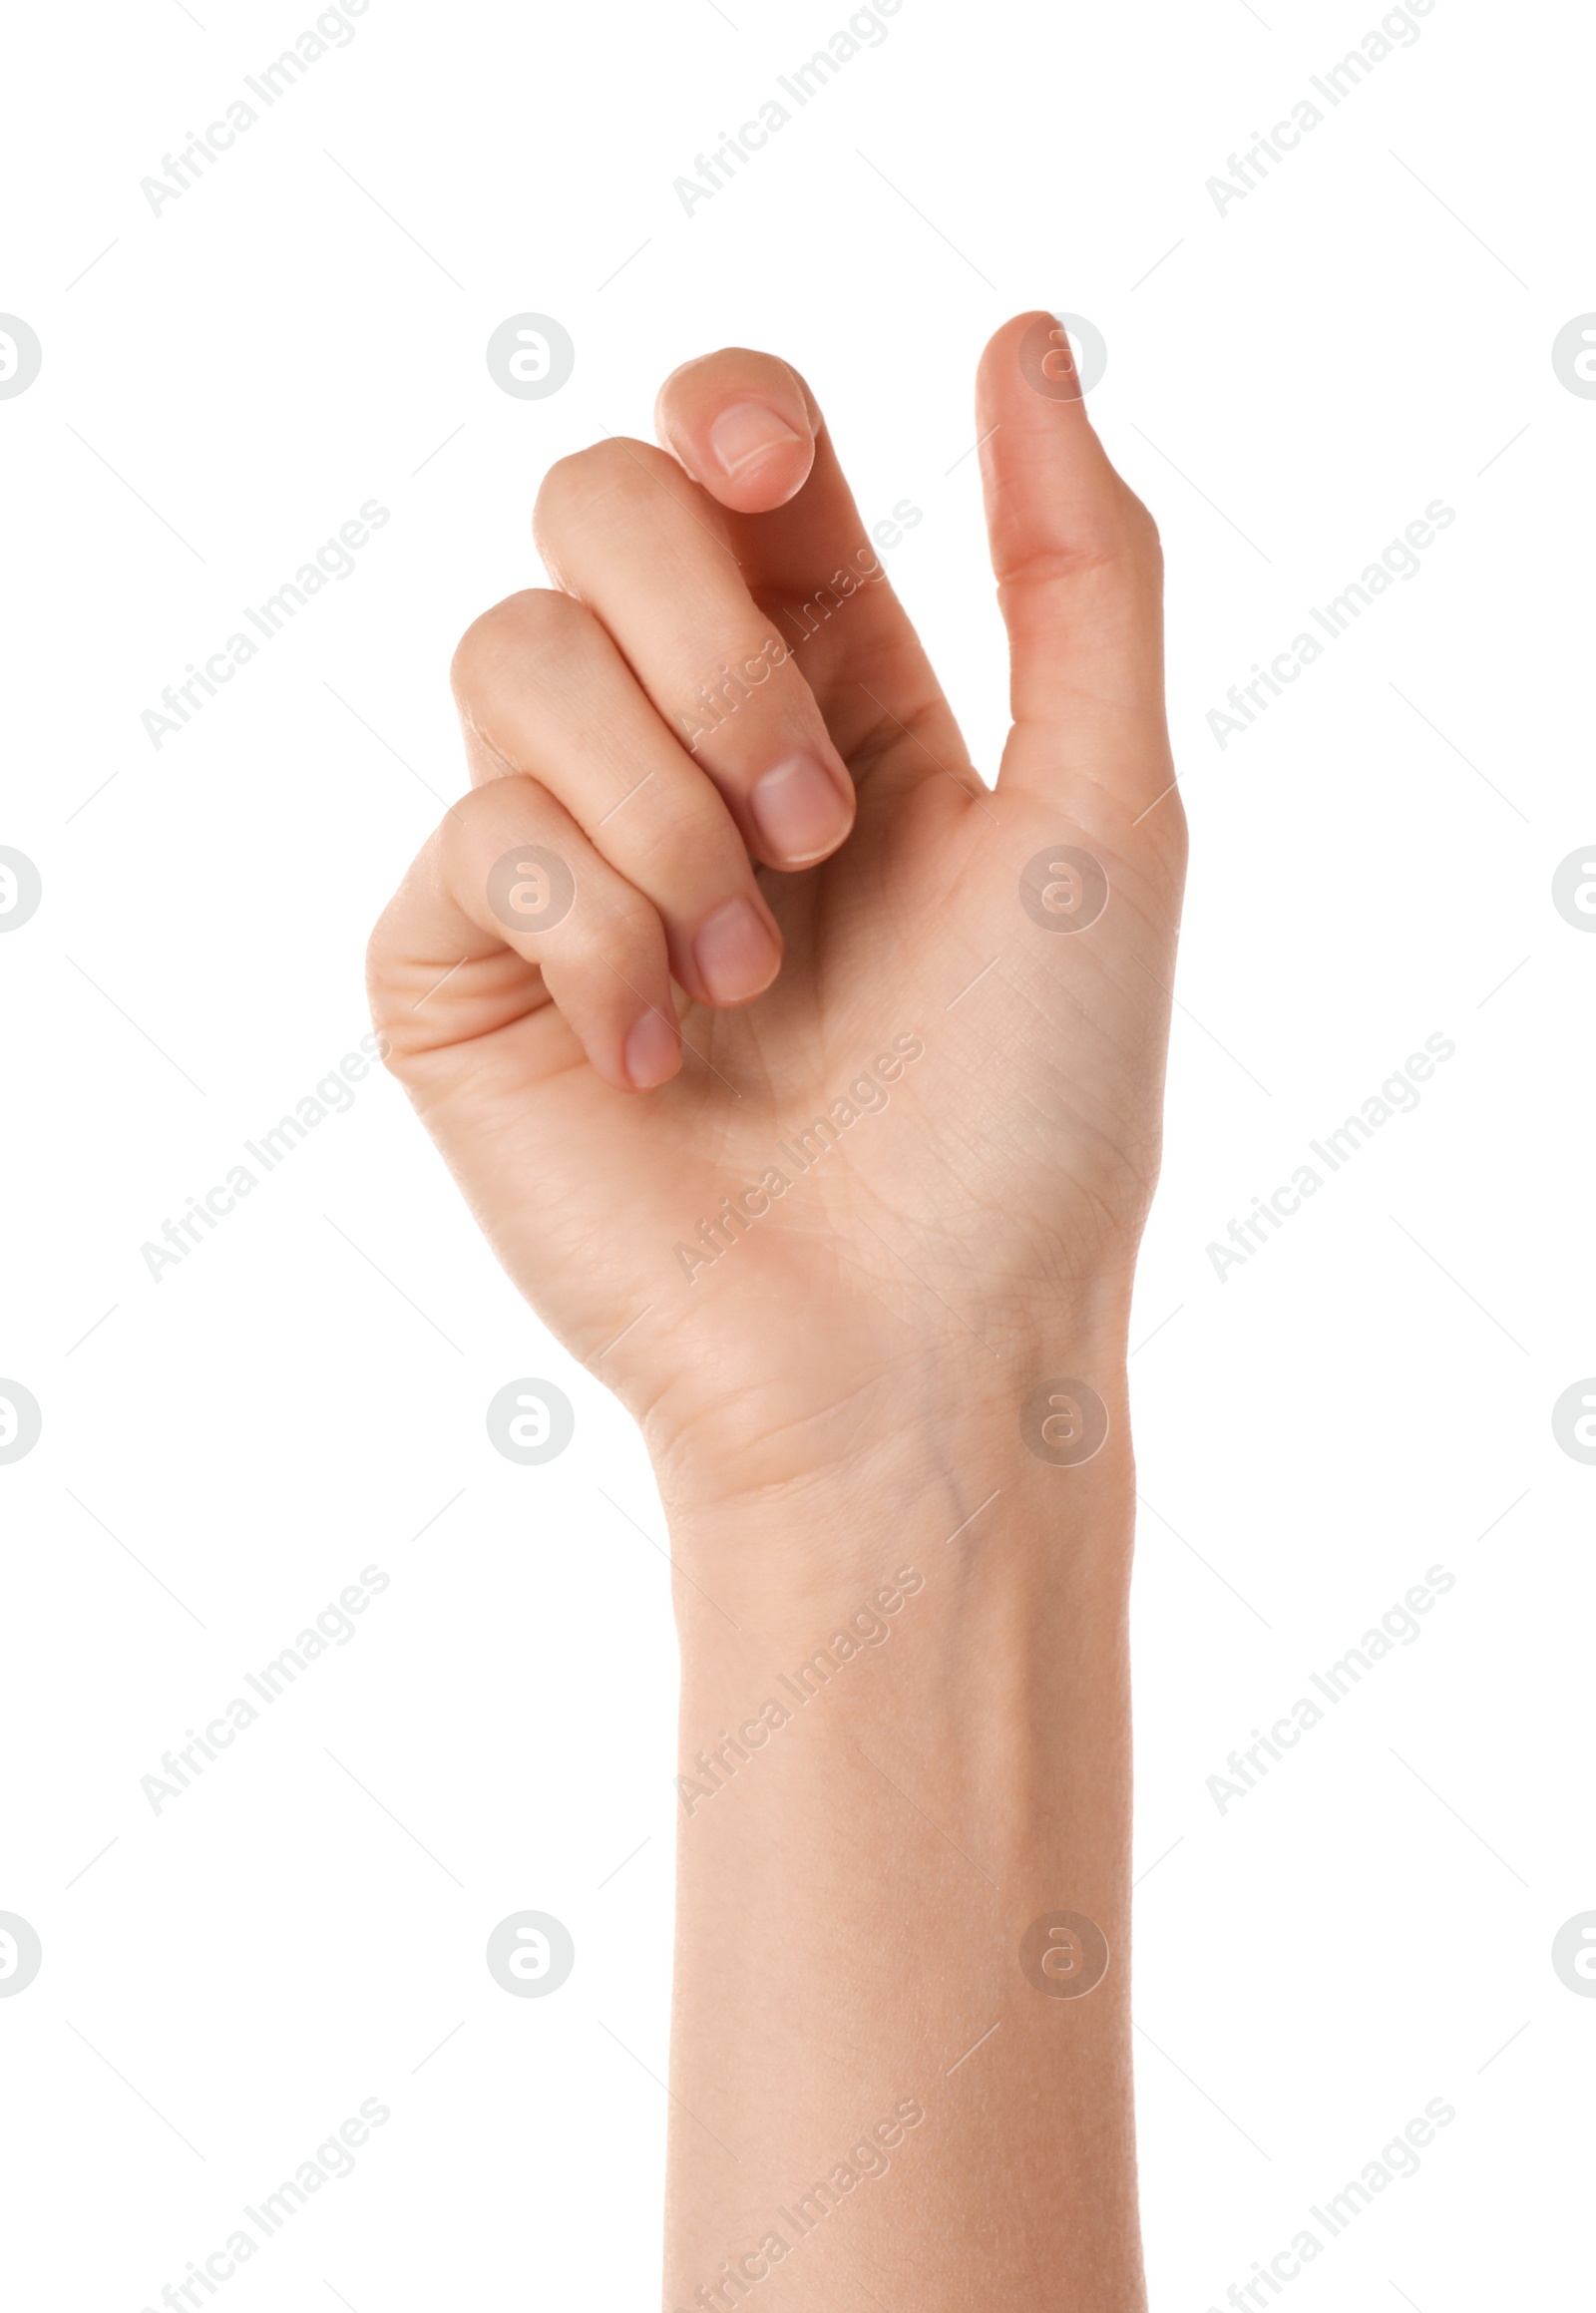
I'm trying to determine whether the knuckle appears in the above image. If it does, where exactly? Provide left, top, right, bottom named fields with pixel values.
left=371, top=1019, right=408, bottom=1077
left=659, top=346, right=807, bottom=406
left=558, top=851, right=666, bottom=970
left=636, top=791, right=747, bottom=890
left=451, top=588, right=588, bottom=701
left=582, top=864, right=659, bottom=950
left=363, top=919, right=420, bottom=1072
left=440, top=776, right=540, bottom=880
left=363, top=921, right=395, bottom=1009
left=1002, top=487, right=1164, bottom=593
left=679, top=630, right=797, bottom=730
left=1118, top=488, right=1163, bottom=572
left=535, top=437, right=675, bottom=539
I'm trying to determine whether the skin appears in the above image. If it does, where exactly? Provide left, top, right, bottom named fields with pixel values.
left=369, top=311, right=1186, bottom=2307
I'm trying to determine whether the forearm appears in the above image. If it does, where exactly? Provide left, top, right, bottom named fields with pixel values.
left=660, top=1379, right=1144, bottom=2311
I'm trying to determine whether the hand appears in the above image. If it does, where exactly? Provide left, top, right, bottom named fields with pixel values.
left=367, top=313, right=1185, bottom=1514
left=369, top=313, right=1183, bottom=2304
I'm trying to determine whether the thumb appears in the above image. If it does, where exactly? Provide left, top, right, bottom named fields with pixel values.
left=976, top=311, right=1170, bottom=814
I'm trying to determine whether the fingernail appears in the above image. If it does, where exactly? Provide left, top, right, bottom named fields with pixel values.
left=749, top=752, right=853, bottom=866
left=692, top=895, right=781, bottom=1005
left=708, top=400, right=803, bottom=478
left=623, top=1007, right=680, bottom=1091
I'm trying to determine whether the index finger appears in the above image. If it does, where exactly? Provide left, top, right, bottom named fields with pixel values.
left=654, top=346, right=963, bottom=774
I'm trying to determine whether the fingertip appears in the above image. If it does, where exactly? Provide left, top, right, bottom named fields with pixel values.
left=706, top=402, right=813, bottom=510
left=977, top=311, right=1116, bottom=486
left=975, top=308, right=1138, bottom=585
left=978, top=310, right=1044, bottom=388
left=747, top=751, right=855, bottom=871
left=655, top=350, right=817, bottom=512
left=981, top=309, right=1068, bottom=380
left=689, top=893, right=783, bottom=1008
left=622, top=1006, right=683, bottom=1092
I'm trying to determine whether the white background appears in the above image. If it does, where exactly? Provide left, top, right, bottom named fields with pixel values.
left=2, top=0, right=1591, bottom=2305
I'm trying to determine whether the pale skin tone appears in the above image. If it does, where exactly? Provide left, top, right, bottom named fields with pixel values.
left=368, top=311, right=1186, bottom=2307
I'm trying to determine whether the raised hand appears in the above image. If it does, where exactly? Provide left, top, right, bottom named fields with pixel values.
left=367, top=313, right=1185, bottom=1521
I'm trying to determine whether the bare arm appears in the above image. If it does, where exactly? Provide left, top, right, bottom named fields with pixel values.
left=367, top=312, right=1184, bottom=2306
left=662, top=1375, right=1142, bottom=2309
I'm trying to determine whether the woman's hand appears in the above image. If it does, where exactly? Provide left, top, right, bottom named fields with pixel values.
left=368, top=312, right=1185, bottom=2309
left=367, top=312, right=1185, bottom=1517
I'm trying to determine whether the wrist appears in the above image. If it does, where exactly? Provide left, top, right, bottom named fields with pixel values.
left=652, top=1353, right=1137, bottom=1660
left=664, top=1353, right=1140, bottom=1954
left=639, top=1268, right=1138, bottom=1551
